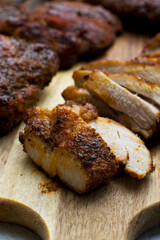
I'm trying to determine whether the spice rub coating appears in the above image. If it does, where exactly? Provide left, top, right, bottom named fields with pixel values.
left=0, top=34, right=59, bottom=135
left=20, top=103, right=119, bottom=193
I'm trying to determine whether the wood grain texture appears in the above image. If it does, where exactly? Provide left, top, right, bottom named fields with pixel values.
left=0, top=32, right=159, bottom=240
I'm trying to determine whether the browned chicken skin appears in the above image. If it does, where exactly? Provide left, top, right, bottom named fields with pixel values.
left=0, top=1, right=122, bottom=68
left=0, top=34, right=59, bottom=135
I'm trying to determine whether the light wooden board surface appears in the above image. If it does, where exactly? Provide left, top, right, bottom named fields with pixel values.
left=0, top=32, right=160, bottom=240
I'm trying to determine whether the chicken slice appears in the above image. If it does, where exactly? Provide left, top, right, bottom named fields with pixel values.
left=88, top=117, right=152, bottom=179
left=19, top=103, right=119, bottom=194
left=83, top=60, right=160, bottom=86
left=62, top=86, right=154, bottom=138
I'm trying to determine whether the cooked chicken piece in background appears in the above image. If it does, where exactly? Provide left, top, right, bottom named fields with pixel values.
left=0, top=0, right=43, bottom=34
left=20, top=102, right=152, bottom=193
left=83, top=0, right=160, bottom=22
left=100, top=72, right=160, bottom=107
left=0, top=34, right=59, bottom=135
left=0, top=1, right=122, bottom=69
left=83, top=60, right=160, bottom=86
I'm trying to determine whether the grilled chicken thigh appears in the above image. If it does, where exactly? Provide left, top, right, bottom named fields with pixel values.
left=83, top=0, right=160, bottom=22
left=20, top=103, right=119, bottom=193
left=20, top=102, right=152, bottom=193
left=0, top=34, right=59, bottom=135
left=0, top=1, right=122, bottom=68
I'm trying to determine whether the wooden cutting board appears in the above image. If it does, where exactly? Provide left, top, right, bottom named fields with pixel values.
left=0, top=32, right=160, bottom=240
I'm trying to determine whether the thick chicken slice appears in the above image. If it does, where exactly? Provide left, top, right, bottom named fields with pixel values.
left=19, top=103, right=119, bottom=194
left=20, top=102, right=152, bottom=193
left=88, top=117, right=152, bottom=179
left=83, top=60, right=160, bottom=86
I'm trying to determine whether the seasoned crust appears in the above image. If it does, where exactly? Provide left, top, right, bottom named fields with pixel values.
left=20, top=104, right=119, bottom=177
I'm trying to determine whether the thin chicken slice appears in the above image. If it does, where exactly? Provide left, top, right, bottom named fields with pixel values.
left=83, top=60, right=160, bottom=86
left=19, top=103, right=119, bottom=194
left=89, top=117, right=152, bottom=179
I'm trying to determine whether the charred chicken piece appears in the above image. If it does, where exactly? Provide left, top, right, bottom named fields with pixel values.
left=0, top=0, right=42, bottom=35
left=19, top=102, right=152, bottom=193
left=0, top=34, right=59, bottom=135
left=84, top=0, right=160, bottom=22
left=0, top=1, right=122, bottom=68
left=72, top=70, right=160, bottom=138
